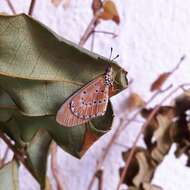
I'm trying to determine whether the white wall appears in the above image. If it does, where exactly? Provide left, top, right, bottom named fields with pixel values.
left=1, top=0, right=190, bottom=190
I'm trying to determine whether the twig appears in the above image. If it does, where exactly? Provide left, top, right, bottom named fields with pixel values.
left=51, top=142, right=64, bottom=190
left=1, top=146, right=9, bottom=165
left=5, top=0, right=16, bottom=14
left=0, top=133, right=26, bottom=164
left=170, top=54, right=186, bottom=74
left=28, top=0, right=36, bottom=16
left=116, top=83, right=190, bottom=190
left=92, top=30, right=118, bottom=38
left=95, top=169, right=103, bottom=190
left=79, top=15, right=98, bottom=47
left=90, top=32, right=95, bottom=51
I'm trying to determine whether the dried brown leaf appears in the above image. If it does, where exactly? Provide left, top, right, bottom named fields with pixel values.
left=151, top=114, right=173, bottom=162
left=98, top=0, right=120, bottom=24
left=127, top=93, right=145, bottom=111
left=171, top=92, right=190, bottom=166
left=92, top=0, right=103, bottom=15
left=142, top=183, right=163, bottom=190
left=120, top=147, right=155, bottom=187
left=150, top=72, right=171, bottom=92
left=51, top=0, right=62, bottom=7
left=141, top=106, right=175, bottom=150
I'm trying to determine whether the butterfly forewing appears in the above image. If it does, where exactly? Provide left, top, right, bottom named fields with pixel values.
left=70, top=75, right=109, bottom=120
left=56, top=95, right=89, bottom=127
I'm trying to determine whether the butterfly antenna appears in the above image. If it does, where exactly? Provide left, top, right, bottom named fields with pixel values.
left=111, top=54, right=119, bottom=61
left=109, top=47, right=113, bottom=60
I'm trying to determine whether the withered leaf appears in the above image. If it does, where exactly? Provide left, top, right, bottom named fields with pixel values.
left=51, top=0, right=62, bottom=6
left=151, top=114, right=173, bottom=163
left=98, top=0, right=120, bottom=24
left=150, top=72, right=171, bottom=92
left=120, top=147, right=155, bottom=187
left=172, top=92, right=190, bottom=166
left=141, top=106, right=175, bottom=150
left=142, top=183, right=163, bottom=190
left=126, top=93, right=145, bottom=111
left=92, top=0, right=103, bottom=15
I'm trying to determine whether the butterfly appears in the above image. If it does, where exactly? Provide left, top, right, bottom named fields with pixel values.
left=56, top=66, right=114, bottom=127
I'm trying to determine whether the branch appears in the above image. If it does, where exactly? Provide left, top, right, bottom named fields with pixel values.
left=28, top=0, right=36, bottom=16
left=0, top=133, right=26, bottom=164
left=1, top=146, right=9, bottom=165
left=51, top=142, right=65, bottom=190
left=92, top=30, right=118, bottom=38
left=5, top=0, right=16, bottom=14
left=79, top=15, right=99, bottom=47
left=95, top=169, right=103, bottom=190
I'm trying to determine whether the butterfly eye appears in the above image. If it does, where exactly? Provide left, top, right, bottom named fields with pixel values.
left=83, top=91, right=86, bottom=94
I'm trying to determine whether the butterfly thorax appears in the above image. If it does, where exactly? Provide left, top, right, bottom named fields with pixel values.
left=104, top=67, right=113, bottom=86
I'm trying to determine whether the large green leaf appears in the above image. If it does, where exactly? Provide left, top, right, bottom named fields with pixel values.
left=0, top=160, right=19, bottom=190
left=0, top=14, right=127, bottom=116
left=0, top=14, right=127, bottom=157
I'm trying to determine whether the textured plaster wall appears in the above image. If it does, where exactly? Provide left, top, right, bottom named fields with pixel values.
left=1, top=0, right=190, bottom=190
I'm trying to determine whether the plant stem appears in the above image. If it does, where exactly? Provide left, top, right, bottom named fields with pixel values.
left=28, top=0, right=36, bottom=16
left=0, top=133, right=26, bottom=164
left=79, top=15, right=98, bottom=47
left=5, top=0, right=16, bottom=14
left=51, top=142, right=65, bottom=190
left=1, top=146, right=9, bottom=165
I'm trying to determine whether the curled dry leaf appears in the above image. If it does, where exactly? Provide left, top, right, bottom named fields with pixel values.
left=150, top=72, right=171, bottom=92
left=172, top=92, right=190, bottom=166
left=126, top=93, right=145, bottom=111
left=120, top=147, right=156, bottom=187
left=150, top=114, right=174, bottom=162
left=150, top=55, right=185, bottom=92
left=98, top=0, right=120, bottom=24
left=92, top=0, right=102, bottom=15
left=141, top=106, right=175, bottom=150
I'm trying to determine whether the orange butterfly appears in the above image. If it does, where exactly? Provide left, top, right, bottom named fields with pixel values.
left=56, top=66, right=114, bottom=127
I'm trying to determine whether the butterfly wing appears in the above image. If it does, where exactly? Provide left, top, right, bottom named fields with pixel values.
left=70, top=75, right=109, bottom=119
left=56, top=94, right=89, bottom=127
left=56, top=74, right=109, bottom=127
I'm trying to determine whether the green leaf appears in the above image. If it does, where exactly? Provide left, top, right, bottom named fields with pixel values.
left=0, top=160, right=19, bottom=190
left=25, top=129, right=52, bottom=188
left=0, top=13, right=127, bottom=160
left=0, top=14, right=127, bottom=116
